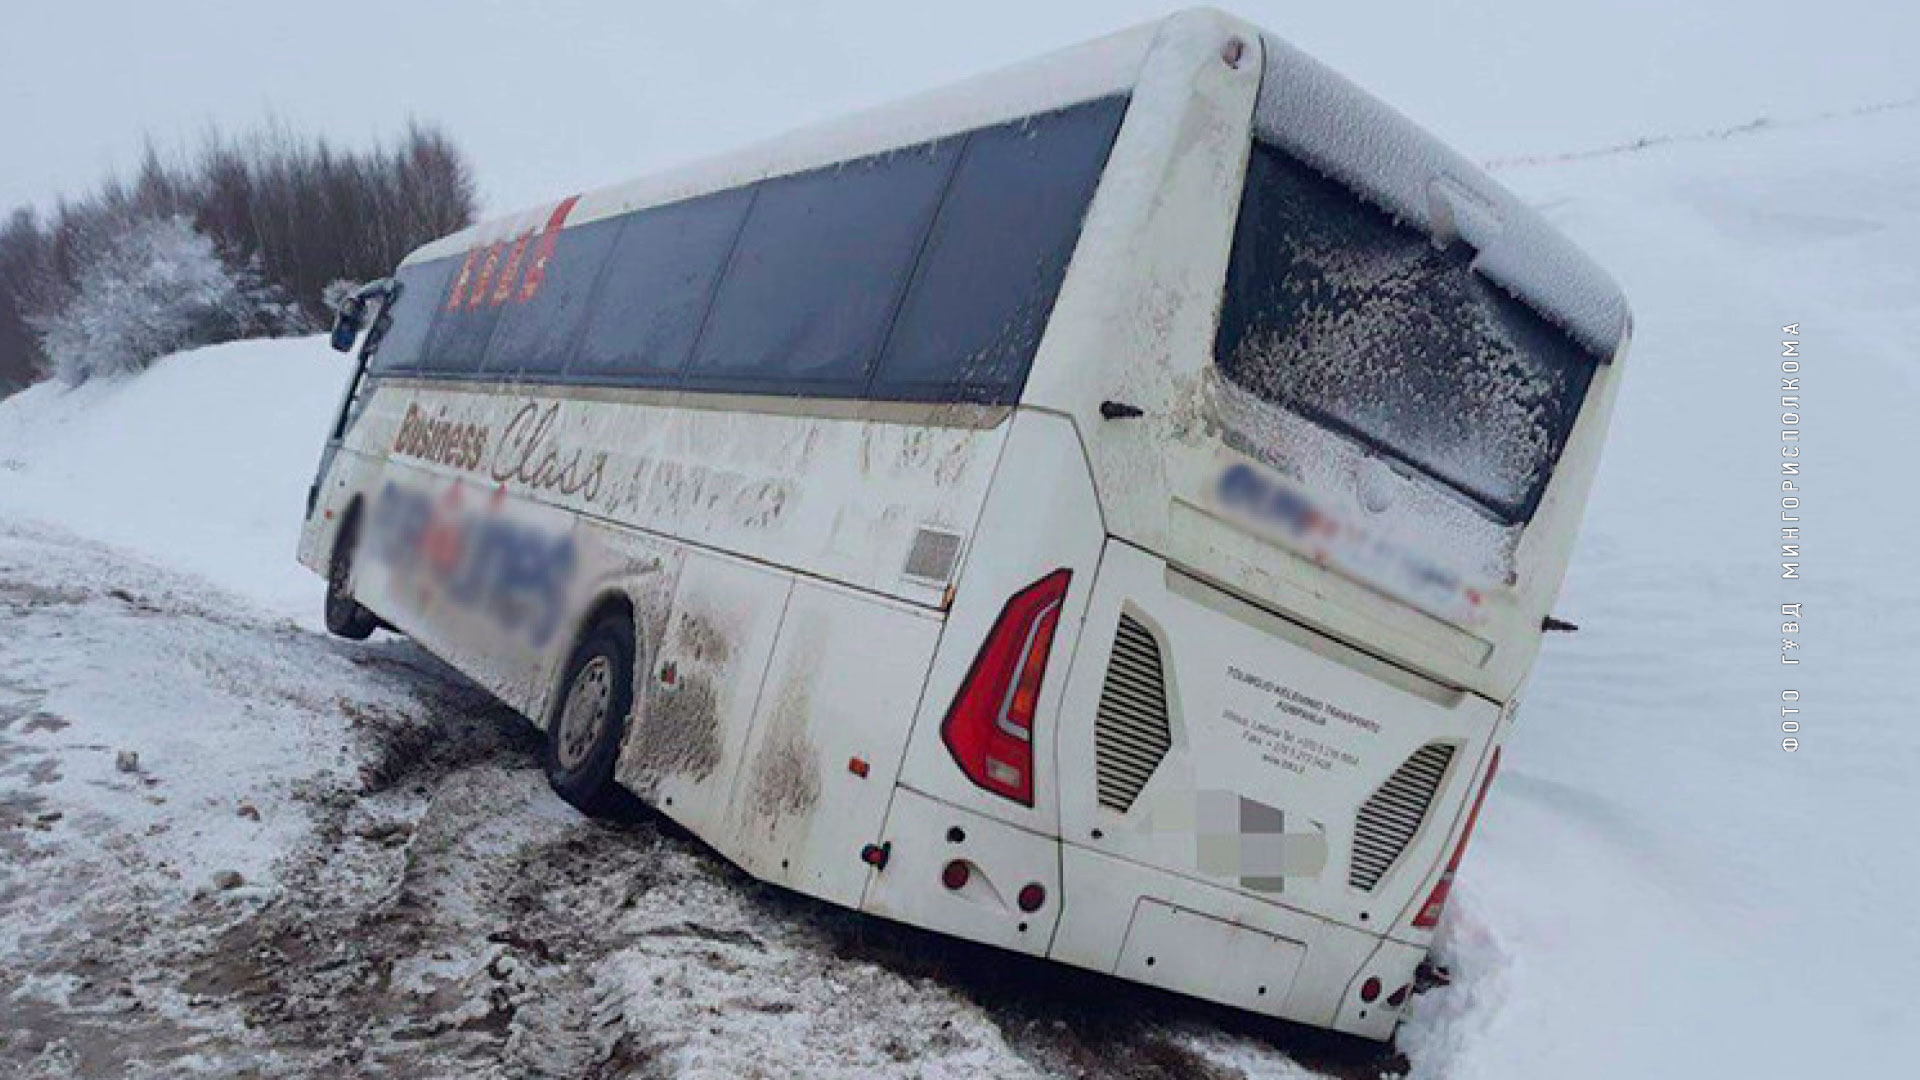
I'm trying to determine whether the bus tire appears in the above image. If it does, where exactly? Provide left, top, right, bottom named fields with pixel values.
left=324, top=506, right=379, bottom=641
left=544, top=612, right=637, bottom=818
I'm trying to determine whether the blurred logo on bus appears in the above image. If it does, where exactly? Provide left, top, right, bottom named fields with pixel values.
left=366, top=480, right=576, bottom=647
left=1214, top=461, right=1486, bottom=626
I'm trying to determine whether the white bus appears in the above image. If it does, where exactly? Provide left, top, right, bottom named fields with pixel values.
left=301, top=9, right=1629, bottom=1041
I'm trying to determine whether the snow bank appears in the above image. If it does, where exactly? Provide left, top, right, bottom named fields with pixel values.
left=0, top=336, right=350, bottom=618
left=1397, top=102, right=1920, bottom=1078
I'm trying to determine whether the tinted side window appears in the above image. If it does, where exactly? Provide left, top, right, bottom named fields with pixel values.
left=872, top=96, right=1126, bottom=404
left=421, top=241, right=519, bottom=375
left=571, top=188, right=752, bottom=384
left=480, top=216, right=622, bottom=380
left=686, top=141, right=962, bottom=394
left=366, top=257, right=457, bottom=374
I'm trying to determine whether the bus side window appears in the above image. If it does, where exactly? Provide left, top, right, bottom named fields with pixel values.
left=569, top=188, right=752, bottom=386
left=420, top=247, right=508, bottom=378
left=682, top=138, right=962, bottom=397
left=420, top=305, right=499, bottom=379
left=481, top=215, right=623, bottom=382
left=871, top=95, right=1127, bottom=405
left=365, top=257, right=458, bottom=375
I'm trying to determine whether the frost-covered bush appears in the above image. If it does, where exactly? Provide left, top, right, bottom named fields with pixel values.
left=31, top=215, right=277, bottom=384
left=0, top=122, right=476, bottom=391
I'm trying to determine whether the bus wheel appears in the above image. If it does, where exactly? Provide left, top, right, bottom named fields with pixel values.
left=324, top=508, right=379, bottom=641
left=544, top=613, right=637, bottom=818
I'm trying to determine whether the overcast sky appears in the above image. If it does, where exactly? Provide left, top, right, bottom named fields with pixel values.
left=4, top=1, right=1915, bottom=219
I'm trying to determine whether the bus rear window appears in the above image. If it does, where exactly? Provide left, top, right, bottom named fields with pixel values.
left=1215, top=142, right=1599, bottom=524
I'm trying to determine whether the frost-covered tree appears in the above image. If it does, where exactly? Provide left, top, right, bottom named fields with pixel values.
left=0, top=121, right=476, bottom=392
left=31, top=215, right=268, bottom=385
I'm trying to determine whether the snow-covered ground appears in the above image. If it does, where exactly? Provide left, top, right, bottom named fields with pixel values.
left=3, top=100, right=1915, bottom=1078
left=1401, top=101, right=1920, bottom=1076
left=0, top=338, right=346, bottom=617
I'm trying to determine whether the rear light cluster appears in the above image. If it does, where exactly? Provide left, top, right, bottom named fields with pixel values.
left=941, top=570, right=1071, bottom=807
left=1413, top=748, right=1501, bottom=929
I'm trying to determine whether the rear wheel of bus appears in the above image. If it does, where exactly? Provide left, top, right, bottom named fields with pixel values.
left=544, top=611, right=638, bottom=818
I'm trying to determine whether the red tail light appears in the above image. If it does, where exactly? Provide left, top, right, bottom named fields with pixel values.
left=1413, top=747, right=1501, bottom=929
left=941, top=569, right=1071, bottom=807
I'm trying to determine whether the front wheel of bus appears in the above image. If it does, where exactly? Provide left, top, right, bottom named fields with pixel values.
left=324, top=508, right=379, bottom=641
left=544, top=614, right=637, bottom=818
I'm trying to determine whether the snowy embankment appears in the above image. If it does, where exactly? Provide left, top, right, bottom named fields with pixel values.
left=0, top=337, right=347, bottom=618
left=3, top=99, right=1916, bottom=1078
left=1402, top=103, right=1919, bottom=1077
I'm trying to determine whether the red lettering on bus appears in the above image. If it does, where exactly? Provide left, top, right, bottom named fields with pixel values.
left=519, top=195, right=582, bottom=303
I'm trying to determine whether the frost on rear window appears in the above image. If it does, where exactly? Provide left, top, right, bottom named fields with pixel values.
left=1215, top=142, right=1599, bottom=525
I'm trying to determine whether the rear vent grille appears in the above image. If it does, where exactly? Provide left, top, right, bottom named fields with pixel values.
left=1094, top=614, right=1172, bottom=813
left=1349, top=742, right=1457, bottom=892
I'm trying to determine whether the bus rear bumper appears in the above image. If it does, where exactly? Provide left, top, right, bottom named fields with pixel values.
left=861, top=785, right=1421, bottom=1040
left=1052, top=841, right=1420, bottom=1039
left=1053, top=841, right=1421, bottom=1039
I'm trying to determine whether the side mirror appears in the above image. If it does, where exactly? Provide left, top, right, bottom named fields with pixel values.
left=329, top=296, right=367, bottom=353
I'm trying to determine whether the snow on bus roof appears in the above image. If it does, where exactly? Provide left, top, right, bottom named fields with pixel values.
left=1252, top=32, right=1631, bottom=357
left=407, top=8, right=1629, bottom=357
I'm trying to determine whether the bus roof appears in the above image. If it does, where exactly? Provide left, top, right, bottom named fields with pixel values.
left=407, top=7, right=1628, bottom=358
left=1251, top=32, right=1629, bottom=358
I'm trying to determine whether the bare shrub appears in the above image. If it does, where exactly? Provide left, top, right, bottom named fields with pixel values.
left=0, top=210, right=49, bottom=390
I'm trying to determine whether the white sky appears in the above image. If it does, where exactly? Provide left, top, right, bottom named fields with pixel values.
left=3, top=1, right=1915, bottom=219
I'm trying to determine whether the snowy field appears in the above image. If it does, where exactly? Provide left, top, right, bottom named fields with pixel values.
left=3, top=101, right=1915, bottom=1078
left=1420, top=100, right=1918, bottom=1078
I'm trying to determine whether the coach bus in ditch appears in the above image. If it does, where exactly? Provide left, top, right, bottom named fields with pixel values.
left=300, top=8, right=1630, bottom=1040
